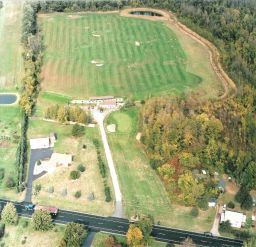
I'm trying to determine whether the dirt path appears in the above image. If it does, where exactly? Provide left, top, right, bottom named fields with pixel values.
left=120, top=8, right=237, bottom=99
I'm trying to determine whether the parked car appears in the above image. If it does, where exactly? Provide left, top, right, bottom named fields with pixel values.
left=25, top=204, right=35, bottom=211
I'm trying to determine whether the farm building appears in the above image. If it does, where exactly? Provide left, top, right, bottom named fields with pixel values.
left=99, top=99, right=117, bottom=109
left=89, top=96, right=114, bottom=104
left=220, top=210, right=246, bottom=228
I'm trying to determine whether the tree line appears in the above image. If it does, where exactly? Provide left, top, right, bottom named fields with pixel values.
left=140, top=85, right=256, bottom=207
left=45, top=105, right=92, bottom=124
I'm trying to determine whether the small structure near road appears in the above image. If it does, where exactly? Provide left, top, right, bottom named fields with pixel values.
left=107, top=124, right=116, bottom=133
left=220, top=210, right=246, bottom=228
left=208, top=198, right=217, bottom=208
left=30, top=133, right=56, bottom=150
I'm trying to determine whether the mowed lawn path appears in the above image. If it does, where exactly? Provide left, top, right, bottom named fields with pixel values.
left=106, top=108, right=215, bottom=231
left=40, top=13, right=201, bottom=99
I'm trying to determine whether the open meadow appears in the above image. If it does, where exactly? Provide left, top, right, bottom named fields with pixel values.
left=28, top=120, right=114, bottom=216
left=0, top=0, right=23, bottom=90
left=39, top=12, right=222, bottom=99
left=106, top=108, right=215, bottom=231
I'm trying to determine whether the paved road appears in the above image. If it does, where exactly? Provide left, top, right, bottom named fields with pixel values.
left=0, top=199, right=243, bottom=247
left=24, top=148, right=53, bottom=202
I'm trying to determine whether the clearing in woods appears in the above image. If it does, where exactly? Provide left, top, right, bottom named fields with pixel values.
left=39, top=12, right=222, bottom=99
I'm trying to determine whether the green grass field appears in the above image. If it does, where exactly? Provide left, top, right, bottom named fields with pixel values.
left=0, top=0, right=23, bottom=90
left=106, top=107, right=215, bottom=231
left=0, top=105, right=22, bottom=200
left=39, top=12, right=208, bottom=99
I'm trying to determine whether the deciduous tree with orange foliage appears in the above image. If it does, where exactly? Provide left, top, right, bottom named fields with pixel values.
left=127, top=224, right=144, bottom=247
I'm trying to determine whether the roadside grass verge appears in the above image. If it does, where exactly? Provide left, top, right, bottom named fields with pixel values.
left=28, top=120, right=114, bottom=215
left=106, top=107, right=215, bottom=231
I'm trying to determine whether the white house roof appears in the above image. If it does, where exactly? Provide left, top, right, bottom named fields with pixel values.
left=51, top=153, right=72, bottom=166
left=30, top=138, right=50, bottom=150
left=221, top=210, right=246, bottom=228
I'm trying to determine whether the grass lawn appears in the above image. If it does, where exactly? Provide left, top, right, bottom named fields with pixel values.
left=0, top=105, right=23, bottom=200
left=0, top=0, right=23, bottom=90
left=92, top=232, right=167, bottom=247
left=38, top=12, right=218, bottom=100
left=34, top=91, right=72, bottom=118
left=0, top=218, right=64, bottom=247
left=106, top=107, right=215, bottom=231
left=28, top=120, right=114, bottom=216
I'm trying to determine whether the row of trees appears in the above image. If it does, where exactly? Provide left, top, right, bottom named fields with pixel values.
left=15, top=1, right=44, bottom=192
left=92, top=139, right=112, bottom=202
left=45, top=105, right=92, bottom=124
left=140, top=85, right=256, bottom=206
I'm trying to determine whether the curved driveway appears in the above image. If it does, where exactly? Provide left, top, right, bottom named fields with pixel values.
left=92, top=109, right=123, bottom=218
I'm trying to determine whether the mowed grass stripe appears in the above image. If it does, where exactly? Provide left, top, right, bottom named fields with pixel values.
left=40, top=13, right=203, bottom=99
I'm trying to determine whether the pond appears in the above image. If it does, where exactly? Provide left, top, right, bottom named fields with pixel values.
left=0, top=94, right=18, bottom=105
left=129, top=11, right=163, bottom=17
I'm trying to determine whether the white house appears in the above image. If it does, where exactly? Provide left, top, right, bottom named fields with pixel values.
left=34, top=153, right=72, bottom=175
left=221, top=210, right=246, bottom=228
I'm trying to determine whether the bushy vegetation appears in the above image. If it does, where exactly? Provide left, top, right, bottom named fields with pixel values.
left=93, top=139, right=106, bottom=178
left=45, top=105, right=91, bottom=124
left=92, top=138, right=112, bottom=202
left=32, top=210, right=52, bottom=231
left=77, top=164, right=85, bottom=173
left=0, top=203, right=18, bottom=225
left=141, top=86, right=256, bottom=206
left=127, top=215, right=154, bottom=247
left=69, top=170, right=80, bottom=180
left=72, top=124, right=85, bottom=137
left=74, top=190, right=82, bottom=199
left=59, top=222, right=87, bottom=247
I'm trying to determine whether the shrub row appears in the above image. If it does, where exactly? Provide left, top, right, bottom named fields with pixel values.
left=15, top=113, right=29, bottom=191
left=93, top=139, right=112, bottom=202
left=93, top=139, right=106, bottom=178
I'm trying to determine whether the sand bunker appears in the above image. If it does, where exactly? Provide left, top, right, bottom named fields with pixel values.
left=135, top=41, right=141, bottom=46
left=91, top=60, right=104, bottom=67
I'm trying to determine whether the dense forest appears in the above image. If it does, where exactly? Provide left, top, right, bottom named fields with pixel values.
left=141, top=86, right=256, bottom=207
